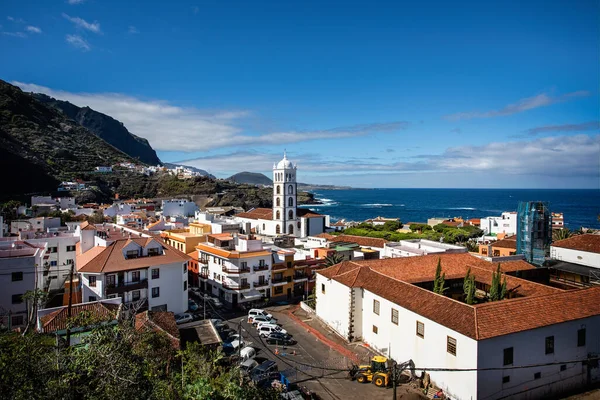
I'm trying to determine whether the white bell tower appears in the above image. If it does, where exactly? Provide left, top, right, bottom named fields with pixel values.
left=273, top=152, right=298, bottom=236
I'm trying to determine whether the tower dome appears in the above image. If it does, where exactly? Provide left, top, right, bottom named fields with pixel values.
left=275, top=152, right=295, bottom=169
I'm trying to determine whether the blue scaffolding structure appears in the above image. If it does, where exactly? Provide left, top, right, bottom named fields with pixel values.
left=517, top=201, right=552, bottom=266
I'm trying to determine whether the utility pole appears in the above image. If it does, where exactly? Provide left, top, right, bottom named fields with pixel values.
left=392, top=361, right=397, bottom=400
left=238, top=319, right=243, bottom=359
left=65, top=262, right=75, bottom=347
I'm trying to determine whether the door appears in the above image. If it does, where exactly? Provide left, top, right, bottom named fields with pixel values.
left=118, top=272, right=124, bottom=286
left=232, top=293, right=238, bottom=308
left=286, top=288, right=292, bottom=300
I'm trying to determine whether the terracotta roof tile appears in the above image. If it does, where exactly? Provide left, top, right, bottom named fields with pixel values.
left=317, top=253, right=598, bottom=340
left=331, top=234, right=387, bottom=248
left=236, top=208, right=273, bottom=220
left=552, top=234, right=600, bottom=254
left=297, top=209, right=323, bottom=218
left=491, top=238, right=517, bottom=250
left=40, top=302, right=119, bottom=333
left=314, top=233, right=336, bottom=240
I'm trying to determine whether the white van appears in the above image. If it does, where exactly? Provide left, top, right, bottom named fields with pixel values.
left=239, top=346, right=256, bottom=362
left=258, top=324, right=287, bottom=337
left=247, top=309, right=272, bottom=323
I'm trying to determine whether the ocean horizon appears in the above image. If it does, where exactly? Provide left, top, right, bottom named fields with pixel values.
left=299, top=188, right=600, bottom=229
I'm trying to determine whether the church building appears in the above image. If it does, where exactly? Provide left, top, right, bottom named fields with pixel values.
left=234, top=153, right=329, bottom=238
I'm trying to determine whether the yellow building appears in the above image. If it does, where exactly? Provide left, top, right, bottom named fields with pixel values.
left=161, top=222, right=211, bottom=254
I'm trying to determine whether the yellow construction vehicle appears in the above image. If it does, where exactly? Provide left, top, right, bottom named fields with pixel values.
left=347, top=356, right=391, bottom=387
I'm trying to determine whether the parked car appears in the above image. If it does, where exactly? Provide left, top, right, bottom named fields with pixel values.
left=223, top=334, right=245, bottom=350
left=239, top=346, right=256, bottom=362
left=258, top=324, right=287, bottom=337
left=209, top=296, right=223, bottom=308
left=240, top=358, right=259, bottom=374
left=175, top=313, right=193, bottom=325
left=250, top=315, right=277, bottom=327
left=256, top=321, right=286, bottom=331
left=188, top=299, right=198, bottom=312
left=247, top=309, right=273, bottom=323
left=266, top=332, right=296, bottom=346
left=250, top=360, right=279, bottom=384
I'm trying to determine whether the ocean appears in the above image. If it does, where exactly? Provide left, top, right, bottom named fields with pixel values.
left=299, top=189, right=600, bottom=230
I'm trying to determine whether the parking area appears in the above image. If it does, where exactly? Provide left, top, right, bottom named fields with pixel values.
left=216, top=306, right=425, bottom=400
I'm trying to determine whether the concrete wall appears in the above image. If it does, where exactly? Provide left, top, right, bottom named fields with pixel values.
left=148, top=261, right=187, bottom=314
left=551, top=246, right=600, bottom=270
left=477, top=316, right=600, bottom=400
left=0, top=254, right=37, bottom=327
left=315, top=274, right=352, bottom=340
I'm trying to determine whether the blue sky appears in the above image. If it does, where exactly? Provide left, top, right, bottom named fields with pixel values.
left=1, top=0, right=599, bottom=188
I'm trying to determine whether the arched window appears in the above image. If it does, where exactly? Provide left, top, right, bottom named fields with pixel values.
left=262, top=224, right=265, bottom=230
left=276, top=198, right=281, bottom=206
left=297, top=221, right=301, bottom=228
left=276, top=210, right=281, bottom=219
left=276, top=185, right=280, bottom=194
left=288, top=185, right=293, bottom=194
left=288, top=224, right=294, bottom=234
left=275, top=225, right=281, bottom=234
left=288, top=198, right=293, bottom=207
left=288, top=210, right=293, bottom=219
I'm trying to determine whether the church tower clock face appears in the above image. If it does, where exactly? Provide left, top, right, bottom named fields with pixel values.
left=273, top=152, right=297, bottom=235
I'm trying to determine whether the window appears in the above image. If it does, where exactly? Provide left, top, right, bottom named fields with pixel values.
left=297, top=221, right=301, bottom=228
left=288, top=185, right=293, bottom=194
left=578, top=328, right=586, bottom=347
left=447, top=336, right=457, bottom=356
left=502, top=376, right=510, bottom=384
left=152, top=287, right=160, bottom=298
left=11, top=272, right=23, bottom=282
left=48, top=247, right=58, bottom=253
left=373, top=299, right=380, bottom=315
left=66, top=245, right=76, bottom=252
left=545, top=336, right=554, bottom=355
left=152, top=268, right=160, bottom=279
left=276, top=198, right=281, bottom=207
left=288, top=210, right=293, bottom=219
left=288, top=198, right=293, bottom=207
left=276, top=225, right=281, bottom=234
left=50, top=261, right=57, bottom=267
left=107, top=275, right=116, bottom=286
left=262, top=224, right=266, bottom=230
left=391, top=309, right=399, bottom=325
left=148, top=247, right=160, bottom=256
left=373, top=325, right=378, bottom=334
left=534, top=372, right=541, bottom=380
left=276, top=185, right=280, bottom=194
left=11, top=315, right=24, bottom=326
left=241, top=261, right=247, bottom=269
left=66, top=259, right=73, bottom=265
left=274, top=286, right=283, bottom=295
left=288, top=224, right=294, bottom=234
left=321, top=283, right=325, bottom=294
left=276, top=211, right=281, bottom=220
left=560, top=364, right=567, bottom=371
left=183, top=263, right=187, bottom=273
left=183, top=281, right=188, bottom=291
left=132, top=290, right=141, bottom=301
left=503, top=347, right=513, bottom=366
left=89, top=296, right=97, bottom=302
left=416, top=321, right=424, bottom=338
left=89, top=276, right=97, bottom=287
left=12, top=294, right=23, bottom=304
left=131, top=271, right=140, bottom=282
left=126, top=250, right=139, bottom=259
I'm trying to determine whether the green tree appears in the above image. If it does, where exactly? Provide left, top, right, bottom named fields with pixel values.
left=433, top=258, right=447, bottom=295
left=552, top=228, right=573, bottom=242
left=489, top=264, right=507, bottom=302
left=324, top=253, right=344, bottom=267
left=382, top=220, right=402, bottom=231
left=463, top=267, right=476, bottom=305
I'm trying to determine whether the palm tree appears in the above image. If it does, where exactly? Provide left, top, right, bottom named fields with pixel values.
left=324, top=253, right=344, bottom=267
left=552, top=228, right=573, bottom=241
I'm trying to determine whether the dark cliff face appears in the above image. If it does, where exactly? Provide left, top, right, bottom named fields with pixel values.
left=0, top=79, right=135, bottom=200
left=33, top=93, right=161, bottom=165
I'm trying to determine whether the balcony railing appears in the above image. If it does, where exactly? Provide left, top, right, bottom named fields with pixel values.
left=222, top=266, right=251, bottom=274
left=253, top=265, right=269, bottom=272
left=254, top=281, right=269, bottom=288
left=106, top=278, right=148, bottom=295
left=293, top=274, right=308, bottom=281
left=222, top=282, right=251, bottom=290
left=199, top=272, right=209, bottom=279
left=272, top=276, right=292, bottom=284
left=199, top=259, right=209, bottom=265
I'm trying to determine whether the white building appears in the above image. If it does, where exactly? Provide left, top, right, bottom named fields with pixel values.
left=0, top=241, right=46, bottom=328
left=76, top=222, right=189, bottom=314
left=102, top=203, right=133, bottom=218
left=196, top=233, right=272, bottom=307
left=316, top=253, right=600, bottom=400
left=161, top=199, right=199, bottom=218
left=233, top=153, right=329, bottom=238
left=95, top=166, right=113, bottom=173
left=383, top=239, right=467, bottom=258
left=480, top=212, right=517, bottom=236
left=548, top=234, right=600, bottom=285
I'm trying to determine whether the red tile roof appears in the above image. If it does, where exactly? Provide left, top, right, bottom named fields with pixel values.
left=135, top=311, right=180, bottom=347
left=552, top=234, right=600, bottom=254
left=331, top=234, right=387, bottom=248
left=236, top=208, right=273, bottom=220
left=313, top=233, right=336, bottom=240
left=77, top=238, right=190, bottom=273
left=491, top=238, right=517, bottom=250
left=297, top=208, right=323, bottom=218
left=317, top=253, right=600, bottom=340
left=40, top=301, right=120, bottom=333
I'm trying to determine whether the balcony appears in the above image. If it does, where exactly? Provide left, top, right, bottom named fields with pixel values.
left=222, top=266, right=251, bottom=274
left=253, top=265, right=269, bottom=272
left=293, top=274, right=308, bottom=282
left=199, top=272, right=209, bottom=279
left=272, top=276, right=292, bottom=285
left=254, top=281, right=270, bottom=288
left=106, top=278, right=148, bottom=295
left=199, top=259, right=209, bottom=265
left=222, top=281, right=251, bottom=290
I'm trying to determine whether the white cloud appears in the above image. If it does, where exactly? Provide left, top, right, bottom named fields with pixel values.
left=444, top=91, right=591, bottom=121
left=523, top=121, right=599, bottom=136
left=65, top=34, right=90, bottom=51
left=62, top=13, right=101, bottom=33
left=6, top=16, right=14, bottom=21
left=68, top=0, right=86, bottom=4
left=11, top=82, right=408, bottom=152
left=25, top=25, right=42, bottom=34
left=2, top=31, right=27, bottom=38
left=128, top=26, right=139, bottom=34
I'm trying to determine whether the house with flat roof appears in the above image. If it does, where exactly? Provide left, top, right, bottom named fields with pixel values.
left=548, top=234, right=600, bottom=287
left=316, top=253, right=600, bottom=400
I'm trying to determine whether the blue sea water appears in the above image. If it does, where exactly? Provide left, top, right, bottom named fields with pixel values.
left=299, top=189, right=600, bottom=229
